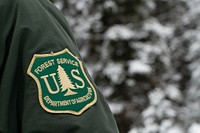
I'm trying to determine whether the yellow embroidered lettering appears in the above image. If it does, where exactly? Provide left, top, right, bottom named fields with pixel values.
left=34, top=59, right=55, bottom=74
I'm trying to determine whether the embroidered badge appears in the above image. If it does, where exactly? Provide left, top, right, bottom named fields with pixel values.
left=27, top=49, right=97, bottom=115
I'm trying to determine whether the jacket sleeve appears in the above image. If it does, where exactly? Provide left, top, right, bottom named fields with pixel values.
left=0, top=0, right=119, bottom=133
left=0, top=0, right=20, bottom=132
left=0, top=0, right=17, bottom=76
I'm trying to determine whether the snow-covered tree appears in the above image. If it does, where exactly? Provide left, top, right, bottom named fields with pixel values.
left=52, top=0, right=200, bottom=132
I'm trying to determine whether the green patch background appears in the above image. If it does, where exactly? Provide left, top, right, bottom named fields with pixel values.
left=31, top=52, right=95, bottom=112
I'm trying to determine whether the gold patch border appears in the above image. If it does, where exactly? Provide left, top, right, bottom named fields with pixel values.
left=27, top=48, right=97, bottom=115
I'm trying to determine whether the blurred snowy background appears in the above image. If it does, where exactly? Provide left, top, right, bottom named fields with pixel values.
left=51, top=0, right=200, bottom=133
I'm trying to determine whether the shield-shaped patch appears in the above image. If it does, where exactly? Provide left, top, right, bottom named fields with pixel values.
left=27, top=49, right=97, bottom=115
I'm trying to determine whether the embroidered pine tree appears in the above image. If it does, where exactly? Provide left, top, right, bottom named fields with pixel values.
left=57, top=65, right=77, bottom=96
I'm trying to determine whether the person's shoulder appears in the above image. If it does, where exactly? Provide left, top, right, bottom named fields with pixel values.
left=0, top=0, right=19, bottom=34
left=16, top=0, right=57, bottom=16
left=0, top=0, right=18, bottom=13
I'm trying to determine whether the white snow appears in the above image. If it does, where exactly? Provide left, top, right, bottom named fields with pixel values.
left=75, top=1, right=87, bottom=11
left=143, top=117, right=156, bottom=126
left=108, top=102, right=124, bottom=114
left=166, top=126, right=183, bottom=133
left=188, top=123, right=200, bottom=133
left=133, top=43, right=162, bottom=55
left=164, top=106, right=177, bottom=118
left=142, top=106, right=156, bottom=118
left=146, top=0, right=156, bottom=10
left=104, top=62, right=124, bottom=83
left=149, top=88, right=165, bottom=105
left=182, top=0, right=200, bottom=24
left=185, top=0, right=200, bottom=16
left=144, top=18, right=174, bottom=38
left=189, top=62, right=200, bottom=81
left=103, top=1, right=117, bottom=12
left=131, top=43, right=162, bottom=63
left=105, top=25, right=135, bottom=40
left=54, top=0, right=63, bottom=10
left=128, top=128, right=139, bottom=133
left=102, top=87, right=114, bottom=98
left=69, top=0, right=92, bottom=12
left=128, top=60, right=152, bottom=75
left=165, top=85, right=182, bottom=101
left=143, top=123, right=159, bottom=133
left=160, top=119, right=173, bottom=133
left=156, top=100, right=176, bottom=118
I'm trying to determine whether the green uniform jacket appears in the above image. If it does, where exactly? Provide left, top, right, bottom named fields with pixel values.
left=0, top=0, right=119, bottom=132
